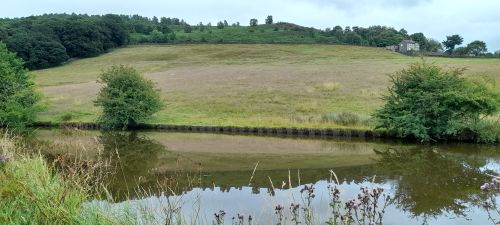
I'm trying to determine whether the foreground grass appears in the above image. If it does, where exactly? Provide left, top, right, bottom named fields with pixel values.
left=0, top=135, right=118, bottom=225
left=33, top=44, right=500, bottom=129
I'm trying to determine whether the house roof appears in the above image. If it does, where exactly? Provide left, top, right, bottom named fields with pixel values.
left=401, top=40, right=417, bottom=44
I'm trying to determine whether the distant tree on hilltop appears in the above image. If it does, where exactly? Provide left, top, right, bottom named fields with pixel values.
left=265, top=15, right=273, bottom=25
left=217, top=21, right=224, bottom=29
left=250, top=18, right=258, bottom=27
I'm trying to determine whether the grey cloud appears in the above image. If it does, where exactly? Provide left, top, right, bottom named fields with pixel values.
left=294, top=0, right=432, bottom=10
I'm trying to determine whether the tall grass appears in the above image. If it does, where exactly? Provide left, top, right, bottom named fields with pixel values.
left=0, top=133, right=117, bottom=225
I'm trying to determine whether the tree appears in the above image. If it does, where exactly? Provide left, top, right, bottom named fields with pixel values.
left=217, top=21, right=224, bottom=29
left=466, top=40, right=487, bottom=56
left=265, top=15, right=273, bottom=25
left=151, top=16, right=159, bottom=24
left=399, top=28, right=409, bottom=38
left=442, top=34, right=463, bottom=53
left=375, top=62, right=498, bottom=142
left=0, top=42, right=42, bottom=128
left=223, top=20, right=229, bottom=27
left=94, top=65, right=163, bottom=130
left=344, top=32, right=363, bottom=45
left=5, top=30, right=69, bottom=69
left=184, top=24, right=192, bottom=33
left=453, top=46, right=469, bottom=56
left=150, top=29, right=167, bottom=43
left=495, top=50, right=500, bottom=57
left=249, top=18, right=258, bottom=27
left=426, top=39, right=443, bottom=52
left=410, top=33, right=428, bottom=51
left=331, top=26, right=344, bottom=42
left=101, top=14, right=129, bottom=46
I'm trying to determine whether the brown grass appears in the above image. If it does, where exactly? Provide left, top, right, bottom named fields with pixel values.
left=32, top=44, right=500, bottom=128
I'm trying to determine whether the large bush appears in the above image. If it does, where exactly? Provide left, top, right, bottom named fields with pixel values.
left=94, top=65, right=163, bottom=130
left=374, top=62, right=499, bottom=142
left=0, top=42, right=42, bottom=128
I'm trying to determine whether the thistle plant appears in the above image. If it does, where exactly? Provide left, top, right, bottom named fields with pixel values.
left=231, top=213, right=252, bottom=225
left=275, top=204, right=284, bottom=225
left=327, top=185, right=392, bottom=225
left=213, top=210, right=226, bottom=225
left=480, top=177, right=500, bottom=224
left=290, top=203, right=301, bottom=225
left=300, top=184, right=316, bottom=225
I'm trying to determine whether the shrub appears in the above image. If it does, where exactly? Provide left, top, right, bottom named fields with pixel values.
left=0, top=42, right=42, bottom=128
left=94, top=65, right=163, bottom=130
left=467, top=119, right=500, bottom=143
left=374, top=62, right=499, bottom=142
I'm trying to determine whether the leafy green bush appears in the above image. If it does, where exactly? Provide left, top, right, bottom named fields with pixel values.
left=467, top=119, right=500, bottom=143
left=374, top=62, right=499, bottom=142
left=0, top=42, right=42, bottom=128
left=94, top=65, right=163, bottom=130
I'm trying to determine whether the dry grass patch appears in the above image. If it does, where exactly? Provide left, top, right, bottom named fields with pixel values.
left=32, top=44, right=500, bottom=128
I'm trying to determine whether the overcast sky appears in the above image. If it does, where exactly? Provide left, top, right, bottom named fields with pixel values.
left=2, top=0, right=499, bottom=51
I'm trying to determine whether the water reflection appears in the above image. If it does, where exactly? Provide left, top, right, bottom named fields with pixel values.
left=373, top=147, right=493, bottom=219
left=29, top=129, right=500, bottom=224
left=98, top=132, right=171, bottom=199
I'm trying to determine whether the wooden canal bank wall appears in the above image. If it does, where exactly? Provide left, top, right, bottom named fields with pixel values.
left=31, top=122, right=481, bottom=142
left=33, top=122, right=395, bottom=139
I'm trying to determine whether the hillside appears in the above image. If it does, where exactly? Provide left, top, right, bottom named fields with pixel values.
left=130, top=23, right=338, bottom=44
left=33, top=44, right=500, bottom=129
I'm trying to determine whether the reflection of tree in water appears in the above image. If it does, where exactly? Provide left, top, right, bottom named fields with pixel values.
left=99, top=132, right=169, bottom=199
left=374, top=147, right=491, bottom=219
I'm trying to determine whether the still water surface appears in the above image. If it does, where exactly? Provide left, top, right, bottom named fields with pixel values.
left=30, top=129, right=500, bottom=224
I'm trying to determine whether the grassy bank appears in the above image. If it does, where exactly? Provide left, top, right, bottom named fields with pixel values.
left=0, top=134, right=120, bottom=224
left=33, top=44, right=500, bottom=129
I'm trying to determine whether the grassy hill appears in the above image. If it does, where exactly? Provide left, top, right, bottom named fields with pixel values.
left=131, top=23, right=338, bottom=44
left=33, top=44, right=500, bottom=129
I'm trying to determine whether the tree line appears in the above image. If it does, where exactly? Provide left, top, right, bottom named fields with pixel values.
left=0, top=14, right=497, bottom=70
left=0, top=14, right=130, bottom=70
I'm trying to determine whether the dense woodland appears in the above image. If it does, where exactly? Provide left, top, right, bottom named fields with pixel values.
left=0, top=14, right=496, bottom=70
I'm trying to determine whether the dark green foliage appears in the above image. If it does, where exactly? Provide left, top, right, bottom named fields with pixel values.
left=5, top=30, right=68, bottom=69
left=426, top=39, right=443, bottom=52
left=453, top=46, right=469, bottom=56
left=184, top=24, right=192, bottom=33
left=442, top=34, right=463, bottom=53
left=101, top=14, right=129, bottom=46
left=375, top=62, right=499, bottom=142
left=250, top=19, right=258, bottom=27
left=0, top=42, right=42, bottom=128
left=217, top=21, right=224, bottom=29
left=344, top=32, right=363, bottom=45
left=0, top=14, right=129, bottom=69
left=466, top=40, right=487, bottom=56
left=410, top=33, right=428, bottom=50
left=265, top=15, right=273, bottom=25
left=59, top=18, right=109, bottom=58
left=94, top=65, right=163, bottom=130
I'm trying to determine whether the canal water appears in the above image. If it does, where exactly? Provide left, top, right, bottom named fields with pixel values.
left=28, top=129, right=500, bottom=225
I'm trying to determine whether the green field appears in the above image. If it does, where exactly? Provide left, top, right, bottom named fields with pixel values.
left=33, top=44, right=500, bottom=129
